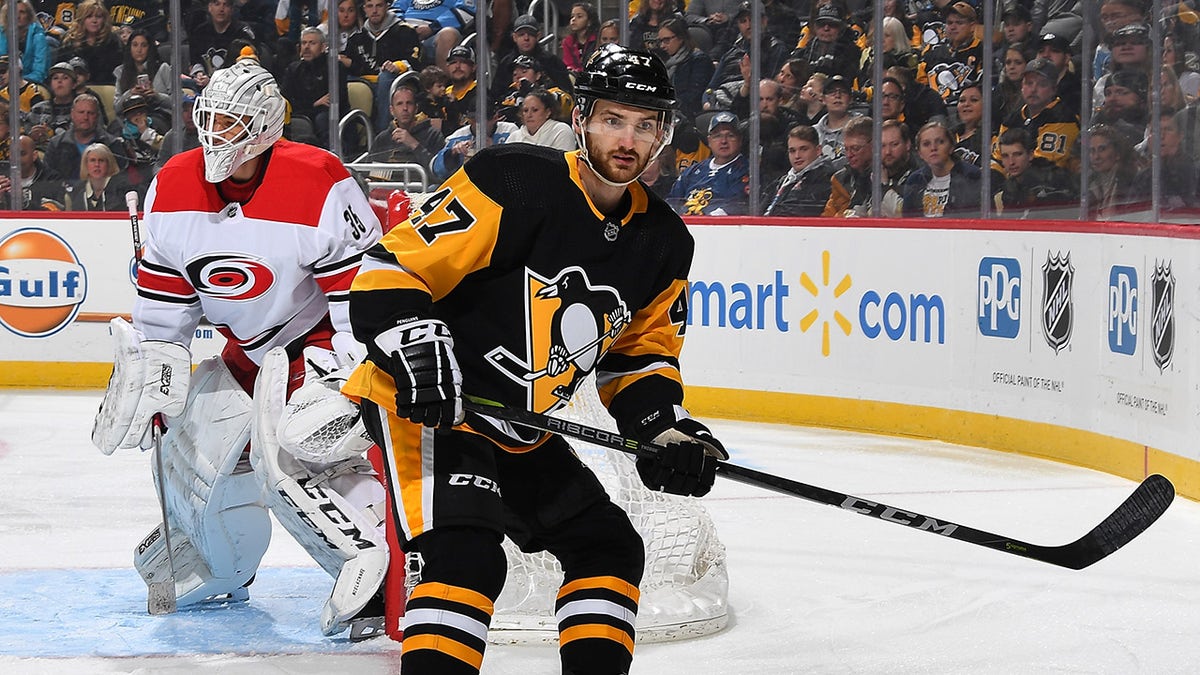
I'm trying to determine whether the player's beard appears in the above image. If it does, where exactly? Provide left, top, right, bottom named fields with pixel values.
left=588, top=140, right=649, bottom=186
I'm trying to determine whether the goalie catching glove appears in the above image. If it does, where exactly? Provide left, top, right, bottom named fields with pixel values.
left=626, top=405, right=727, bottom=498
left=368, top=317, right=463, bottom=428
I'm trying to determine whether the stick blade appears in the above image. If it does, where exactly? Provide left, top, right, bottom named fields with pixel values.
left=147, top=579, right=177, bottom=615
left=1052, top=474, right=1175, bottom=570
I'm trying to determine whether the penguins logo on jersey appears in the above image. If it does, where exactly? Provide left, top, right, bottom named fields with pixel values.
left=929, top=61, right=976, bottom=102
left=185, top=253, right=276, bottom=301
left=486, top=267, right=630, bottom=411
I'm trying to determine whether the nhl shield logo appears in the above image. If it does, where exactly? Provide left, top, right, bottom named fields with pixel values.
left=1151, top=260, right=1175, bottom=372
left=1041, top=252, right=1074, bottom=353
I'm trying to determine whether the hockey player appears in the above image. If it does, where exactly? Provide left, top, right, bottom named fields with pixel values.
left=342, top=43, right=728, bottom=674
left=91, top=59, right=391, bottom=639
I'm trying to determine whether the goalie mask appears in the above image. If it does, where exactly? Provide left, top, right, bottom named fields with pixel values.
left=573, top=44, right=676, bottom=187
left=193, top=60, right=286, bottom=183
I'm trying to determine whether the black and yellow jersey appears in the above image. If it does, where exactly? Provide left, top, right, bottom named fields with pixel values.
left=916, top=35, right=982, bottom=106
left=993, top=99, right=1081, bottom=173
left=344, top=145, right=693, bottom=450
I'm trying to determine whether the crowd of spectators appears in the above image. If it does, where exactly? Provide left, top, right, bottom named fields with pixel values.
left=2, top=0, right=1200, bottom=220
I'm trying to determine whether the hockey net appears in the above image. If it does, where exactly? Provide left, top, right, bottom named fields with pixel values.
left=489, top=378, right=729, bottom=643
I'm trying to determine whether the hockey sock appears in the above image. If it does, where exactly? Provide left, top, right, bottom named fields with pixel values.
left=400, top=527, right=506, bottom=675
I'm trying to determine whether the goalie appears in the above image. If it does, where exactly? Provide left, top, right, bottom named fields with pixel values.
left=91, top=59, right=390, bottom=639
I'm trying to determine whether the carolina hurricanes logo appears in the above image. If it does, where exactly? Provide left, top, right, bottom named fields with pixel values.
left=486, top=267, right=629, bottom=412
left=184, top=253, right=276, bottom=301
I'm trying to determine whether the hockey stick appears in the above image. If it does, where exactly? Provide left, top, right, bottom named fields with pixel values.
left=462, top=397, right=1175, bottom=570
left=127, top=190, right=178, bottom=614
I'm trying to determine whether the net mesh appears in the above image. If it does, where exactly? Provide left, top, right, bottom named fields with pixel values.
left=490, top=378, right=729, bottom=643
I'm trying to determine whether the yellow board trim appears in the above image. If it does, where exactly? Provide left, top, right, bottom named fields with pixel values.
left=6, top=364, right=1198, bottom=499
left=684, top=386, right=1200, bottom=500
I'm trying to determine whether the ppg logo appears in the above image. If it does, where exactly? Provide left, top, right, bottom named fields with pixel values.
left=978, top=257, right=1021, bottom=338
left=1108, top=266, right=1137, bottom=355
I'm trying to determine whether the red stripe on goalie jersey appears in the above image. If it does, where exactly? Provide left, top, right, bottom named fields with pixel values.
left=402, top=582, right=494, bottom=670
left=556, top=575, right=640, bottom=656
left=150, top=141, right=353, bottom=225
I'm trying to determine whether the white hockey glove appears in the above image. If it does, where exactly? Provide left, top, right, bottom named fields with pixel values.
left=92, top=317, right=191, bottom=454
left=626, top=405, right=727, bottom=498
left=368, top=317, right=463, bottom=429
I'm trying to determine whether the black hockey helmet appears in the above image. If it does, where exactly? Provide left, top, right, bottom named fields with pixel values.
left=574, top=44, right=676, bottom=118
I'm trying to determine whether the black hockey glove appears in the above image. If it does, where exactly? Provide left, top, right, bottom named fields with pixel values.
left=368, top=317, right=463, bottom=429
left=628, top=405, right=728, bottom=498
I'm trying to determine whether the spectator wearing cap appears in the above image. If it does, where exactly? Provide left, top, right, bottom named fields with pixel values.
left=814, top=74, right=860, bottom=165
left=389, top=0, right=474, bottom=69
left=667, top=111, right=750, bottom=216
left=902, top=119, right=982, bottom=218
left=0, top=0, right=50, bottom=84
left=994, top=56, right=1080, bottom=173
left=1093, top=23, right=1152, bottom=114
left=281, top=27, right=350, bottom=150
left=62, top=56, right=112, bottom=131
left=58, top=0, right=124, bottom=86
left=114, top=29, right=174, bottom=130
left=1094, top=69, right=1149, bottom=145
left=185, top=0, right=261, bottom=88
left=763, top=124, right=834, bottom=217
left=658, top=17, right=715, bottom=124
left=28, top=61, right=78, bottom=144
left=1094, top=0, right=1148, bottom=76
left=346, top=0, right=422, bottom=132
left=1036, top=32, right=1081, bottom=114
left=561, top=2, right=599, bottom=75
left=504, top=88, right=576, bottom=151
left=491, top=15, right=573, bottom=106
left=442, top=45, right=480, bottom=131
left=431, top=101, right=518, bottom=180
left=629, top=0, right=683, bottom=55
left=495, top=54, right=574, bottom=123
left=44, top=93, right=126, bottom=181
left=114, top=91, right=162, bottom=191
left=155, top=91, right=200, bottom=171
left=367, top=76, right=446, bottom=172
left=822, top=115, right=873, bottom=218
left=791, top=3, right=861, bottom=84
left=998, top=5, right=1035, bottom=68
left=916, top=2, right=983, bottom=111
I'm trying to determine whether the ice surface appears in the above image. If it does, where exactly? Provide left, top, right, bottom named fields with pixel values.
left=1, top=391, right=1197, bottom=674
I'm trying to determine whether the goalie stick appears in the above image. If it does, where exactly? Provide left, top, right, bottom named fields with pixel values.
left=462, top=397, right=1175, bottom=570
left=127, top=190, right=179, bottom=614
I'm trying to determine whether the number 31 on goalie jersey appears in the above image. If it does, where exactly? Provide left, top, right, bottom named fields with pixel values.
left=412, top=186, right=477, bottom=245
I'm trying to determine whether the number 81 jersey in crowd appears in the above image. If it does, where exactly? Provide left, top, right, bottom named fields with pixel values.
left=134, top=140, right=382, bottom=363
left=345, top=144, right=693, bottom=450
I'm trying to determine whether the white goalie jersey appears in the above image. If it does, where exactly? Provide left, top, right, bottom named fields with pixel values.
left=134, top=139, right=380, bottom=363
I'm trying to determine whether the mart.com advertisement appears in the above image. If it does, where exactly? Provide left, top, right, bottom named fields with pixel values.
left=682, top=224, right=1195, bottom=463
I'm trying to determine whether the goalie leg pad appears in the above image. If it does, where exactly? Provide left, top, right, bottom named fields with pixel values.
left=251, top=347, right=389, bottom=635
left=134, top=355, right=272, bottom=607
left=92, top=317, right=191, bottom=453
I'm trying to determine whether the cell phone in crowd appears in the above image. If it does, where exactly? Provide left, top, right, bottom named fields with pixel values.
left=137, top=74, right=150, bottom=88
